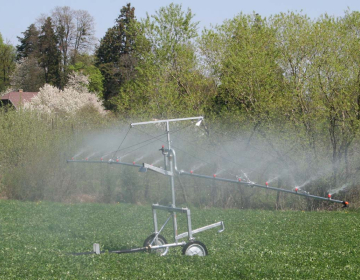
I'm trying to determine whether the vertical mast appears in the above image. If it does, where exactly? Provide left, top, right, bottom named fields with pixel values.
left=166, top=121, right=178, bottom=242
left=130, top=117, right=204, bottom=243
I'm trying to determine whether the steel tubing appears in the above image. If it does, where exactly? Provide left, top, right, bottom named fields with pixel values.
left=67, top=159, right=142, bottom=168
left=179, top=171, right=346, bottom=205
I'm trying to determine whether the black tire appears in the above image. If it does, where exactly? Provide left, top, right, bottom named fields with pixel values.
left=182, top=240, right=208, bottom=256
left=143, top=234, right=169, bottom=256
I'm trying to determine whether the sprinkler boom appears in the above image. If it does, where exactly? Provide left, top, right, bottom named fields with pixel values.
left=179, top=170, right=348, bottom=207
left=67, top=116, right=349, bottom=257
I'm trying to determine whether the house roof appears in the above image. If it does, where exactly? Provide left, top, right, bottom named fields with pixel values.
left=0, top=91, right=38, bottom=109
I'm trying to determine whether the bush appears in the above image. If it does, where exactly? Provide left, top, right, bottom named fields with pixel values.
left=0, top=108, right=110, bottom=201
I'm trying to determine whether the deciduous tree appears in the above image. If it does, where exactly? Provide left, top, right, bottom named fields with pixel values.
left=51, top=6, right=96, bottom=66
left=113, top=3, right=216, bottom=118
left=10, top=57, right=45, bottom=92
left=0, top=33, right=16, bottom=92
left=200, top=13, right=284, bottom=128
left=68, top=59, right=104, bottom=97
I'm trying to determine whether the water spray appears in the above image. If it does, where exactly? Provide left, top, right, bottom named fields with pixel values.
left=151, top=158, right=163, bottom=166
left=67, top=116, right=349, bottom=257
left=190, top=162, right=206, bottom=172
left=72, top=150, right=85, bottom=159
left=328, top=184, right=350, bottom=196
left=181, top=170, right=348, bottom=207
left=266, top=175, right=280, bottom=184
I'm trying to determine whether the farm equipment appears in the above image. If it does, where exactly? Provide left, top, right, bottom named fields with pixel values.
left=68, top=116, right=349, bottom=256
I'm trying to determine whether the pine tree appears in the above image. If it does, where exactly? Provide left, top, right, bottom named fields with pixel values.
left=38, top=17, right=61, bottom=88
left=95, top=3, right=137, bottom=109
left=13, top=24, right=44, bottom=91
left=16, top=24, right=40, bottom=61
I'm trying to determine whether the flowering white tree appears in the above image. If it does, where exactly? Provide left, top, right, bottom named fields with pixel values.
left=66, top=71, right=90, bottom=93
left=24, top=72, right=106, bottom=116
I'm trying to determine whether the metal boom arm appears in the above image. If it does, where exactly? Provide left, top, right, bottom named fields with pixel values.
left=67, top=159, right=143, bottom=168
left=167, top=148, right=348, bottom=207
left=179, top=170, right=348, bottom=206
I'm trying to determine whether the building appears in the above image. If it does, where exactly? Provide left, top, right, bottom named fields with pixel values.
left=0, top=90, right=38, bottom=110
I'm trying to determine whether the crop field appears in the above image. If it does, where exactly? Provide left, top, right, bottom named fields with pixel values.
left=0, top=200, right=359, bottom=279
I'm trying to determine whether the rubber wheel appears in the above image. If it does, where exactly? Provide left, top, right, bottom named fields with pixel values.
left=182, top=240, right=208, bottom=256
left=143, top=234, right=169, bottom=256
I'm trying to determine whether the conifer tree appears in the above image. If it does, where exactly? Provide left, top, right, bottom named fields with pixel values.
left=16, top=24, right=40, bottom=61
left=38, top=17, right=61, bottom=87
left=95, top=3, right=137, bottom=109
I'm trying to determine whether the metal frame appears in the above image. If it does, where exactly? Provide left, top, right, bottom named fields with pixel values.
left=68, top=116, right=348, bottom=256
left=151, top=204, right=224, bottom=243
left=130, top=116, right=224, bottom=252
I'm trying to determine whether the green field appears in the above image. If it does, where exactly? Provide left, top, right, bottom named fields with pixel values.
left=0, top=200, right=359, bottom=279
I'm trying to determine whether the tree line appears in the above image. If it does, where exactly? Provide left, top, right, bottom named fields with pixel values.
left=1, top=3, right=360, bottom=207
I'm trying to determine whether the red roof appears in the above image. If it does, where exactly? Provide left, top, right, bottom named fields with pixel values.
left=0, top=91, right=38, bottom=109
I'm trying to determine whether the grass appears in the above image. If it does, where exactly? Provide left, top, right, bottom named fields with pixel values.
left=0, top=200, right=359, bottom=279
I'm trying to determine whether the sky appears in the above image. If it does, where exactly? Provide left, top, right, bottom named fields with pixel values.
left=1, top=0, right=360, bottom=46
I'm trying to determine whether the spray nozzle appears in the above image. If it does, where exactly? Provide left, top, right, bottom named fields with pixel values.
left=342, top=201, right=349, bottom=208
left=159, top=145, right=168, bottom=155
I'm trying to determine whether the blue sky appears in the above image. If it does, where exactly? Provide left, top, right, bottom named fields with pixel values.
left=1, top=0, right=360, bottom=46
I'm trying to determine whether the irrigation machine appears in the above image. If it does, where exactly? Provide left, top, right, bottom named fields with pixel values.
left=67, top=116, right=349, bottom=257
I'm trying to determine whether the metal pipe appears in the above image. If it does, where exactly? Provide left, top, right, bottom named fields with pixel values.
left=111, top=247, right=148, bottom=254
left=169, top=149, right=348, bottom=206
left=165, top=121, right=178, bottom=243
left=150, top=241, right=186, bottom=250
left=168, top=149, right=180, bottom=174
left=179, top=171, right=347, bottom=205
left=186, top=209, right=193, bottom=240
left=176, top=221, right=224, bottom=239
left=152, top=208, right=158, bottom=234
left=130, top=117, right=203, bottom=127
left=71, top=243, right=187, bottom=256
left=150, top=215, right=172, bottom=246
left=152, top=204, right=189, bottom=213
left=67, top=159, right=142, bottom=168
